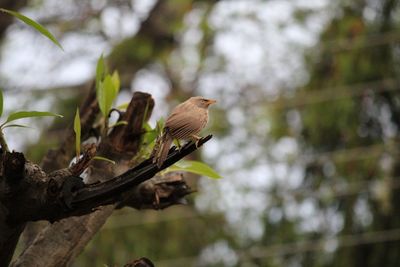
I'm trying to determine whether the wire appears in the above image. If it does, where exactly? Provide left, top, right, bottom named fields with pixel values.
left=276, top=175, right=399, bottom=201
left=246, top=228, right=400, bottom=259
left=259, top=140, right=399, bottom=167
left=155, top=228, right=400, bottom=266
left=300, top=142, right=394, bottom=163
left=267, top=78, right=400, bottom=110
left=324, top=30, right=400, bottom=53
left=102, top=175, right=400, bottom=230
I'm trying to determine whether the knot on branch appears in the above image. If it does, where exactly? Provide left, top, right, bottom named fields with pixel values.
left=121, top=172, right=193, bottom=210
left=60, top=176, right=85, bottom=210
left=3, top=151, right=26, bottom=184
left=47, top=178, right=59, bottom=198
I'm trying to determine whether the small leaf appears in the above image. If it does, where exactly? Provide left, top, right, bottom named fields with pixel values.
left=142, top=99, right=151, bottom=127
left=0, top=8, right=63, bottom=50
left=143, top=122, right=153, bottom=131
left=2, top=124, right=32, bottom=129
left=96, top=54, right=105, bottom=92
left=111, top=70, right=120, bottom=94
left=98, top=75, right=117, bottom=117
left=141, top=122, right=157, bottom=145
left=143, top=131, right=157, bottom=145
left=2, top=111, right=63, bottom=127
left=74, top=108, right=81, bottom=159
left=167, top=160, right=222, bottom=179
left=97, top=81, right=106, bottom=117
left=93, top=156, right=115, bottom=165
left=0, top=89, right=3, bottom=117
left=116, top=102, right=129, bottom=110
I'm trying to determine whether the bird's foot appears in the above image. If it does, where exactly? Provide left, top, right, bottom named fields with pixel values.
left=191, top=134, right=202, bottom=148
left=174, top=139, right=183, bottom=151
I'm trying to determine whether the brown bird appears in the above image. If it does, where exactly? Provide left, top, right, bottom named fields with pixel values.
left=152, top=96, right=217, bottom=167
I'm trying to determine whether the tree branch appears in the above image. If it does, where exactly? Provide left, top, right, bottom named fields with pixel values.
left=5, top=135, right=211, bottom=224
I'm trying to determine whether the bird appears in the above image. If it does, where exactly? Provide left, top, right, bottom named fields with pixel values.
left=152, top=96, right=216, bottom=168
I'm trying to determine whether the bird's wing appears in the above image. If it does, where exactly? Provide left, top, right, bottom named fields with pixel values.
left=166, top=112, right=202, bottom=139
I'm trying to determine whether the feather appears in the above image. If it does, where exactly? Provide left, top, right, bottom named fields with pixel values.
left=151, top=96, right=215, bottom=168
left=156, top=133, right=173, bottom=168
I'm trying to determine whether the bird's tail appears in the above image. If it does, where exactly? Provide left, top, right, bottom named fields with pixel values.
left=152, top=131, right=173, bottom=168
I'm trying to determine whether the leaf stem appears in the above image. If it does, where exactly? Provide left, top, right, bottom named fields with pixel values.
left=103, top=118, right=109, bottom=138
left=0, top=128, right=10, bottom=153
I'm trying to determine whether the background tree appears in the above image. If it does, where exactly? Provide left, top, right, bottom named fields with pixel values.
left=1, top=0, right=400, bottom=266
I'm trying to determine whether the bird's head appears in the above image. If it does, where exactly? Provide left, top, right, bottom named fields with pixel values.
left=189, top=96, right=217, bottom=108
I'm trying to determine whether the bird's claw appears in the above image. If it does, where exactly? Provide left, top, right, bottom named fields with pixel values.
left=190, top=134, right=202, bottom=148
left=175, top=139, right=183, bottom=152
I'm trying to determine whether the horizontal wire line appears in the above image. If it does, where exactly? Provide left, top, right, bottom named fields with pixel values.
left=246, top=228, right=400, bottom=259
left=267, top=78, right=400, bottom=110
left=103, top=176, right=400, bottom=229
left=300, top=142, right=394, bottom=163
left=155, top=228, right=400, bottom=266
left=266, top=140, right=399, bottom=166
left=323, top=30, right=400, bottom=53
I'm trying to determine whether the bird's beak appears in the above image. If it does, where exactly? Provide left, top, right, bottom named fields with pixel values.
left=207, top=99, right=217, bottom=105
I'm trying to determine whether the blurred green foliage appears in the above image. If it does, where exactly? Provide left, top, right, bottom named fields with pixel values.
left=6, top=0, right=400, bottom=266
left=267, top=2, right=400, bottom=267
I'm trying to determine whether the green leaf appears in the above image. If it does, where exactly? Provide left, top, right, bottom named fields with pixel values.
left=2, top=124, right=32, bottom=129
left=0, top=89, right=3, bottom=117
left=144, top=131, right=157, bottom=144
left=141, top=122, right=157, bottom=145
left=2, top=111, right=63, bottom=127
left=109, top=120, right=128, bottom=128
left=167, top=160, right=222, bottom=179
left=97, top=75, right=118, bottom=117
left=111, top=71, right=120, bottom=94
left=141, top=99, right=152, bottom=128
left=116, top=102, right=129, bottom=110
left=143, top=122, right=153, bottom=131
left=0, top=8, right=63, bottom=50
left=96, top=54, right=105, bottom=92
left=143, top=131, right=157, bottom=145
left=74, top=108, right=81, bottom=158
left=93, top=156, right=115, bottom=165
